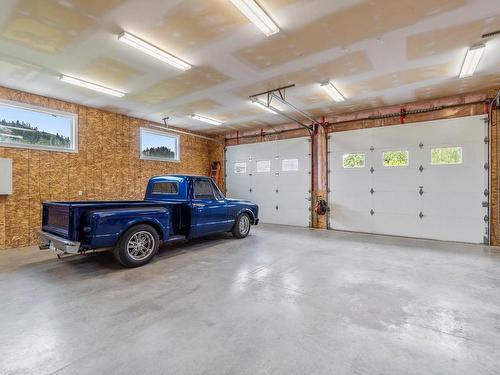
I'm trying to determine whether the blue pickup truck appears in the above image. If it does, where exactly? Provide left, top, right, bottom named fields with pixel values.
left=38, top=175, right=259, bottom=267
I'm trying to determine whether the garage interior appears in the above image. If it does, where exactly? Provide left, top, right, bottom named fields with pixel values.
left=0, top=0, right=500, bottom=374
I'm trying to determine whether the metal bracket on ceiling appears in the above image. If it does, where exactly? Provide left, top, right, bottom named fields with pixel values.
left=162, top=117, right=170, bottom=129
left=249, top=84, right=316, bottom=134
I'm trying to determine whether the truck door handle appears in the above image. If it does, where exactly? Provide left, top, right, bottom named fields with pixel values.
left=193, top=203, right=205, bottom=208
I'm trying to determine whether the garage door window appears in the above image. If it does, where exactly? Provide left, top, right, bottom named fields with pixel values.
left=256, top=160, right=271, bottom=173
left=431, top=147, right=463, bottom=165
left=342, top=153, right=365, bottom=168
left=234, top=162, right=247, bottom=174
left=383, top=150, right=409, bottom=167
left=0, top=99, right=77, bottom=152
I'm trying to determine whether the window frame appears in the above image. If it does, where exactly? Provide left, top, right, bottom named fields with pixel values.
left=0, top=99, right=78, bottom=153
left=382, top=150, right=409, bottom=168
left=342, top=153, right=365, bottom=169
left=193, top=178, right=216, bottom=200
left=151, top=181, right=179, bottom=195
left=140, top=127, right=180, bottom=162
left=430, top=146, right=463, bottom=166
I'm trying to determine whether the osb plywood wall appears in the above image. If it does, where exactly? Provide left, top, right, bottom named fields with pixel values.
left=0, top=86, right=224, bottom=250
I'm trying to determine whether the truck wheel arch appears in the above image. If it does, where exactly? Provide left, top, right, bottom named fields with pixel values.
left=237, top=209, right=256, bottom=224
left=121, top=220, right=165, bottom=241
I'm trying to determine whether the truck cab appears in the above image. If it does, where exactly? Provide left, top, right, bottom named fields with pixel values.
left=39, top=175, right=259, bottom=267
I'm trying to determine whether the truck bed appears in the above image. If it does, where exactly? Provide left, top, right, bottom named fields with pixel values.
left=42, top=200, right=187, bottom=242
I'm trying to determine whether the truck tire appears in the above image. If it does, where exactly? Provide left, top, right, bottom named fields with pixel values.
left=232, top=213, right=251, bottom=239
left=113, top=224, right=160, bottom=267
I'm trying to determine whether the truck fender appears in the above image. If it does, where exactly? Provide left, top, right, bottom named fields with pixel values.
left=235, top=208, right=256, bottom=224
left=119, top=218, right=168, bottom=241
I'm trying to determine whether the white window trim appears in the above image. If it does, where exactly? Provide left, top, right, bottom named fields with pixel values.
left=0, top=99, right=78, bottom=153
left=382, top=150, right=409, bottom=168
left=342, top=153, right=365, bottom=169
left=140, top=127, right=180, bottom=163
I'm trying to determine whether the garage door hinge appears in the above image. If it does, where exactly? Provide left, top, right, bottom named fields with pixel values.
left=370, top=146, right=374, bottom=152
left=276, top=205, right=279, bottom=210
left=275, top=172, right=279, bottom=176
left=370, top=167, right=375, bottom=173
left=484, top=215, right=489, bottom=223
left=483, top=236, right=489, bottom=245
left=370, top=209, right=375, bottom=216
left=419, top=165, right=424, bottom=172
left=370, top=188, right=375, bottom=195
left=249, top=188, right=252, bottom=192
left=484, top=189, right=489, bottom=196
left=484, top=136, right=489, bottom=144
left=327, top=188, right=331, bottom=193
left=419, top=186, right=424, bottom=196
left=249, top=173, right=253, bottom=176
left=482, top=117, right=489, bottom=124
left=419, top=142, right=424, bottom=149
left=482, top=201, right=489, bottom=208
left=484, top=162, right=489, bottom=170
left=419, top=212, right=424, bottom=219
left=275, top=189, right=279, bottom=193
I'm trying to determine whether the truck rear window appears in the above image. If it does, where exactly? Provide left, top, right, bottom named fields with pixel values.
left=152, top=182, right=179, bottom=194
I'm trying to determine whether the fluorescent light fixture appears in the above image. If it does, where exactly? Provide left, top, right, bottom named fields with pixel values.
left=191, top=114, right=223, bottom=125
left=230, top=0, right=279, bottom=36
left=59, top=75, right=125, bottom=97
left=118, top=31, right=191, bottom=71
left=459, top=44, right=485, bottom=79
left=251, top=99, right=277, bottom=114
left=321, top=81, right=345, bottom=102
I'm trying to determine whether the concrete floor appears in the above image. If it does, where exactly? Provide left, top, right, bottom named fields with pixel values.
left=1, top=225, right=500, bottom=375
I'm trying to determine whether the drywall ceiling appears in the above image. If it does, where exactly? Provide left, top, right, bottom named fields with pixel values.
left=0, top=0, right=499, bottom=133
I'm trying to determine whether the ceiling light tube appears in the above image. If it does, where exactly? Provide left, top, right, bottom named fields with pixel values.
left=251, top=99, right=277, bottom=114
left=321, top=81, right=345, bottom=102
left=459, top=44, right=485, bottom=79
left=230, top=0, right=279, bottom=36
left=118, top=31, right=191, bottom=71
left=191, top=114, right=223, bottom=125
left=59, top=75, right=125, bottom=97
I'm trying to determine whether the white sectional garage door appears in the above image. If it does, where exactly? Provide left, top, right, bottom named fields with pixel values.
left=328, top=115, right=488, bottom=243
left=226, top=137, right=311, bottom=227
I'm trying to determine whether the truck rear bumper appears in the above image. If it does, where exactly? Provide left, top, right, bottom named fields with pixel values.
left=38, top=230, right=81, bottom=254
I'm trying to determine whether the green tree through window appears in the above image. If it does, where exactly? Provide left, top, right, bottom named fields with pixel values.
left=343, top=153, right=365, bottom=168
left=383, top=150, right=409, bottom=167
left=431, top=147, right=462, bottom=165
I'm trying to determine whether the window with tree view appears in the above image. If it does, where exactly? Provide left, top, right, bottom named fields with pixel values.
left=342, top=153, right=365, bottom=168
left=431, top=147, right=463, bottom=165
left=0, top=100, right=77, bottom=152
left=383, top=150, right=409, bottom=167
left=140, top=128, right=179, bottom=162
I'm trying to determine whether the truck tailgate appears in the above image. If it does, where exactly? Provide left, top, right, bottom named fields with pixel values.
left=42, top=203, right=71, bottom=238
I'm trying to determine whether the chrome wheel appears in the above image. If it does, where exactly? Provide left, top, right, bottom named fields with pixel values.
left=127, top=231, right=155, bottom=261
left=239, top=215, right=250, bottom=235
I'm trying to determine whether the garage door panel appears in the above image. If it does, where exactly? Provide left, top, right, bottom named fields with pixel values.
left=373, top=168, right=420, bottom=191
left=421, top=217, right=485, bottom=243
left=331, top=172, right=370, bottom=192
left=329, top=115, right=488, bottom=244
left=373, top=191, right=420, bottom=214
left=423, top=192, right=484, bottom=219
left=422, top=167, right=484, bottom=193
left=330, top=129, right=373, bottom=151
left=227, top=137, right=311, bottom=227
left=371, top=213, right=422, bottom=238
left=331, top=190, right=371, bottom=212
left=330, top=207, right=372, bottom=233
